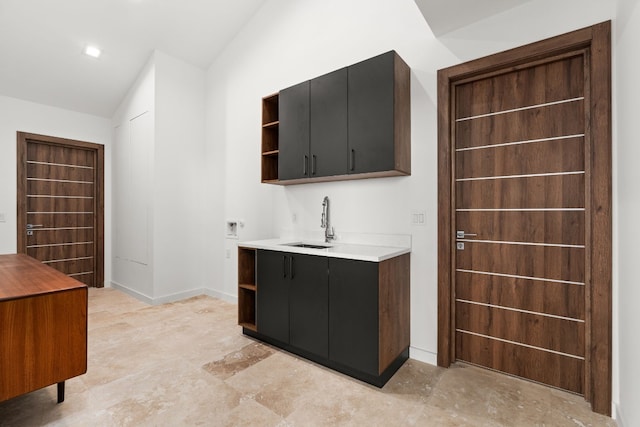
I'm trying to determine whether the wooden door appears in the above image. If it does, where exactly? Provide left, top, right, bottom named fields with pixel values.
left=438, top=23, right=611, bottom=414
left=17, top=133, right=104, bottom=287
left=454, top=54, right=587, bottom=393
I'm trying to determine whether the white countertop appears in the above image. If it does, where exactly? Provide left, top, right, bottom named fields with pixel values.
left=238, top=238, right=410, bottom=262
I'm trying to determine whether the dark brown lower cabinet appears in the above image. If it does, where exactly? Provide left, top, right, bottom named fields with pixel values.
left=289, top=254, right=329, bottom=359
left=329, top=258, right=379, bottom=375
left=245, top=250, right=410, bottom=387
left=256, top=250, right=291, bottom=344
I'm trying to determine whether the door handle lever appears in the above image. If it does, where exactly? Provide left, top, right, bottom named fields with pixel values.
left=456, top=230, right=477, bottom=239
left=26, top=224, right=43, bottom=236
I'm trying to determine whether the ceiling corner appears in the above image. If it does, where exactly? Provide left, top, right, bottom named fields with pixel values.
left=414, top=0, right=535, bottom=37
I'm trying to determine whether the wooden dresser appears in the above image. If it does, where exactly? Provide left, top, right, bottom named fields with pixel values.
left=0, top=254, right=87, bottom=403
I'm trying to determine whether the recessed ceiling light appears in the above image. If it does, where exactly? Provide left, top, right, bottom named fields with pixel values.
left=84, top=45, right=101, bottom=58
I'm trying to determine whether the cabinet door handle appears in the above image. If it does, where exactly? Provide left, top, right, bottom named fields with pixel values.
left=312, top=155, right=317, bottom=175
left=283, top=255, right=287, bottom=278
left=303, top=155, right=309, bottom=176
left=350, top=149, right=355, bottom=171
left=290, top=256, right=294, bottom=279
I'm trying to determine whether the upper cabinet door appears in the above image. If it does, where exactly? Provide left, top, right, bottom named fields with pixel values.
left=279, top=81, right=310, bottom=180
left=348, top=52, right=396, bottom=174
left=310, top=68, right=348, bottom=177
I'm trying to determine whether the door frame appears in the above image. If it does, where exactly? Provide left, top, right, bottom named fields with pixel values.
left=17, top=132, right=105, bottom=287
left=437, top=22, right=611, bottom=414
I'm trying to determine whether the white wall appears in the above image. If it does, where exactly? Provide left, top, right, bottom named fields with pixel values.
left=111, top=51, right=207, bottom=303
left=0, top=95, right=112, bottom=285
left=201, top=68, right=229, bottom=300
left=204, top=0, right=618, bottom=378
left=153, top=51, right=206, bottom=300
left=615, top=0, right=640, bottom=425
left=112, top=59, right=156, bottom=298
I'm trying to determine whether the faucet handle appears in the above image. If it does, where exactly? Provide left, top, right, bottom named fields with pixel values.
left=327, top=226, right=336, bottom=241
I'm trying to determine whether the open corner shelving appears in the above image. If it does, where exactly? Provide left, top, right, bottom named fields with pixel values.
left=237, top=246, right=257, bottom=331
left=261, top=93, right=279, bottom=183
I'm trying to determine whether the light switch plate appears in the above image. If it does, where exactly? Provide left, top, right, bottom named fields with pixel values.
left=411, top=210, right=426, bottom=226
left=0, top=212, right=5, bottom=222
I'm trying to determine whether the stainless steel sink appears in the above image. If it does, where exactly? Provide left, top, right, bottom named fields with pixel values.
left=283, top=243, right=332, bottom=250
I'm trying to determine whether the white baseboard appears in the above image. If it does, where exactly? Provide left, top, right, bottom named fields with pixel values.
left=110, top=281, right=208, bottom=305
left=203, top=288, right=237, bottom=304
left=614, top=402, right=626, bottom=427
left=409, top=346, right=437, bottom=366
left=110, top=281, right=154, bottom=304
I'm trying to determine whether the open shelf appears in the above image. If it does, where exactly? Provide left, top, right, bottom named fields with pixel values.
left=238, top=247, right=257, bottom=330
left=261, top=94, right=279, bottom=183
left=261, top=128, right=278, bottom=154
left=262, top=94, right=279, bottom=124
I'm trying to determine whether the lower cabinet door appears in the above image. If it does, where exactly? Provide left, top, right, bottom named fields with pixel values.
left=257, top=250, right=290, bottom=344
left=289, top=254, right=329, bottom=358
left=329, top=258, right=379, bottom=375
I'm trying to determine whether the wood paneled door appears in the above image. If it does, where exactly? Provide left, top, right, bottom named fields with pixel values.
left=17, top=132, right=105, bottom=287
left=437, top=23, right=611, bottom=414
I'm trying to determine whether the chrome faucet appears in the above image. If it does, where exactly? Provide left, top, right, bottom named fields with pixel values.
left=321, top=196, right=335, bottom=243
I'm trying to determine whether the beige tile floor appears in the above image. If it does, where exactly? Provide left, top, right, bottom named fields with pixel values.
left=0, top=288, right=616, bottom=426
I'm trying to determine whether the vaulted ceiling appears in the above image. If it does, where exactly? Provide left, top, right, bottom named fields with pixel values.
left=0, top=0, right=265, bottom=117
left=0, top=0, right=533, bottom=118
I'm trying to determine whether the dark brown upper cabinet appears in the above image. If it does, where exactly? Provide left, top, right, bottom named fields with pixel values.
left=264, top=50, right=410, bottom=185
left=349, top=52, right=408, bottom=175
left=279, top=81, right=310, bottom=181
left=310, top=67, right=349, bottom=178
